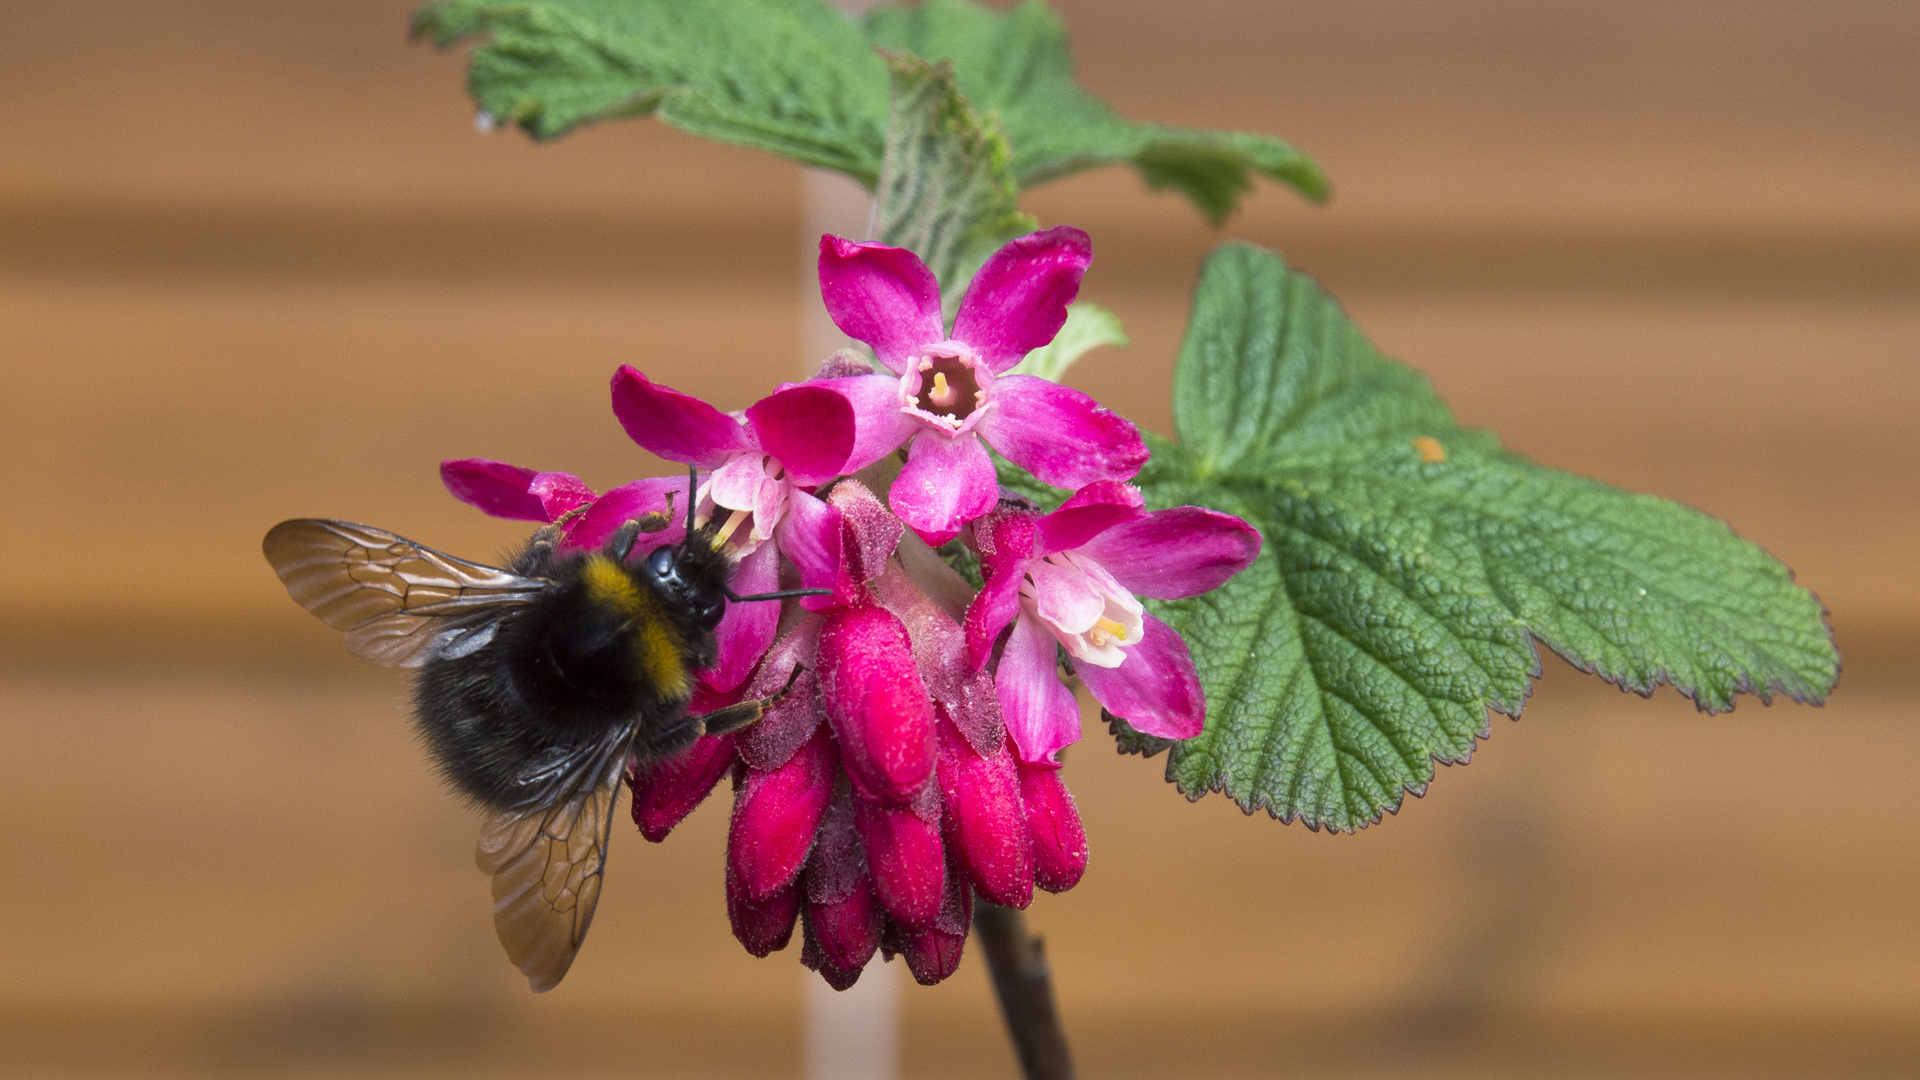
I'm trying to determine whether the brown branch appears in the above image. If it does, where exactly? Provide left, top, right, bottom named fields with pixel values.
left=973, top=900, right=1077, bottom=1080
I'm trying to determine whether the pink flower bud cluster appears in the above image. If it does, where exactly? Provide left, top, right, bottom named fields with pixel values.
left=440, top=227, right=1260, bottom=988
left=630, top=480, right=1090, bottom=986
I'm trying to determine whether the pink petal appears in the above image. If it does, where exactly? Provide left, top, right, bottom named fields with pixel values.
left=1075, top=613, right=1206, bottom=740
left=1075, top=506, right=1264, bottom=600
left=1035, top=480, right=1147, bottom=555
left=628, top=733, right=737, bottom=842
left=706, top=453, right=770, bottom=516
left=707, top=539, right=782, bottom=692
left=890, top=430, right=1000, bottom=547
left=818, top=235, right=943, bottom=374
left=996, top=615, right=1084, bottom=765
left=806, top=372, right=919, bottom=475
left=775, top=489, right=842, bottom=607
left=727, top=864, right=800, bottom=957
left=936, top=719, right=1033, bottom=909
left=1030, top=558, right=1105, bottom=635
left=856, top=796, right=946, bottom=930
left=977, top=374, right=1148, bottom=489
left=529, top=471, right=597, bottom=520
left=952, top=226, right=1093, bottom=372
left=745, top=383, right=858, bottom=486
left=1017, top=760, right=1089, bottom=893
left=610, top=365, right=750, bottom=467
left=728, top=725, right=838, bottom=902
left=439, top=458, right=547, bottom=521
left=561, top=475, right=684, bottom=552
left=965, top=509, right=1041, bottom=669
left=818, top=606, right=937, bottom=806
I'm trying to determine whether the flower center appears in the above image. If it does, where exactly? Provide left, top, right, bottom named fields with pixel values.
left=900, top=344, right=993, bottom=436
left=695, top=452, right=789, bottom=555
left=1018, top=550, right=1146, bottom=670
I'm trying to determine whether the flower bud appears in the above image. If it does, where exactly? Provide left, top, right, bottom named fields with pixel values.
left=1018, top=759, right=1088, bottom=893
left=936, top=718, right=1033, bottom=909
left=855, top=792, right=946, bottom=929
left=802, top=878, right=881, bottom=990
left=629, top=733, right=736, bottom=842
left=728, top=725, right=838, bottom=902
left=827, top=480, right=904, bottom=593
left=802, top=789, right=882, bottom=986
left=800, top=908, right=860, bottom=991
left=727, top=863, right=800, bottom=957
left=900, top=859, right=972, bottom=985
left=819, top=605, right=936, bottom=805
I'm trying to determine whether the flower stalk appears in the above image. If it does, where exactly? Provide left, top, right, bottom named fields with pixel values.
left=974, top=901, right=1078, bottom=1080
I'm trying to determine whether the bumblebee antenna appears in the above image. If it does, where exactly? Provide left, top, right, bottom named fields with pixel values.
left=680, top=461, right=698, bottom=557
left=724, top=585, right=832, bottom=603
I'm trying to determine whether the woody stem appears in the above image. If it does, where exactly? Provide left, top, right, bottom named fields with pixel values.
left=973, top=900, right=1077, bottom=1080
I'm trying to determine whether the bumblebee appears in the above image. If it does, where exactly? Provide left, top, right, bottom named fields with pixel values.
left=262, top=469, right=816, bottom=992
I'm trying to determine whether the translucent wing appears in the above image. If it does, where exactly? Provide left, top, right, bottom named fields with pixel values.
left=475, top=727, right=636, bottom=993
left=263, top=519, right=546, bottom=668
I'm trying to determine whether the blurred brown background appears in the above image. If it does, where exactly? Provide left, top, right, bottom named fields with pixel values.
left=2, top=1, right=1915, bottom=1077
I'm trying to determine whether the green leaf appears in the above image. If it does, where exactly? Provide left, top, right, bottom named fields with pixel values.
left=1002, top=301, right=1128, bottom=381
left=863, top=0, right=1327, bottom=220
left=1114, top=243, right=1837, bottom=831
left=871, top=50, right=1036, bottom=316
left=413, top=0, right=887, bottom=175
left=1171, top=244, right=1463, bottom=477
left=413, top=0, right=1326, bottom=221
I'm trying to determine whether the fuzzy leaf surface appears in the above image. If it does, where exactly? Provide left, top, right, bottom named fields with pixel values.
left=1011, top=243, right=1837, bottom=830
left=872, top=51, right=1035, bottom=317
left=414, top=0, right=1325, bottom=219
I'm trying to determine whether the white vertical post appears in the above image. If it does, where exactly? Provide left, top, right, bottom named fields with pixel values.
left=799, top=168, right=876, bottom=369
left=800, top=7, right=897, bottom=1078
left=798, top=167, right=902, bottom=1080
left=803, top=961, right=899, bottom=1080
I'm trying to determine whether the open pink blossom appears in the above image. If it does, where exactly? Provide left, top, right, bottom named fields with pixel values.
left=966, top=480, right=1263, bottom=765
left=814, top=227, right=1149, bottom=545
left=611, top=365, right=849, bottom=574
left=606, top=366, right=858, bottom=686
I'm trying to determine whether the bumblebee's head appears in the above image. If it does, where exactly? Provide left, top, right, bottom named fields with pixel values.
left=640, top=542, right=727, bottom=631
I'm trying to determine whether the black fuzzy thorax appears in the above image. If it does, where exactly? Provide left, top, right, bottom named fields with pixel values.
left=411, top=535, right=735, bottom=810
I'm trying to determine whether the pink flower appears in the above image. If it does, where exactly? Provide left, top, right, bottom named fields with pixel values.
left=610, top=364, right=848, bottom=575
left=608, top=367, right=860, bottom=688
left=966, top=480, right=1263, bottom=766
left=814, top=227, right=1149, bottom=545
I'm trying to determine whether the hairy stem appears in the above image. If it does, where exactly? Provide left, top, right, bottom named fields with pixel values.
left=973, top=900, right=1077, bottom=1080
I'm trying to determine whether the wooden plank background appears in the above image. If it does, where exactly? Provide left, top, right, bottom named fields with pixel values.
left=1, top=1, right=1914, bottom=1076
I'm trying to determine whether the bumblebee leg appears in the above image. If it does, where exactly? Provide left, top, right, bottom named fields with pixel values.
left=692, top=666, right=806, bottom=736
left=694, top=699, right=770, bottom=737
left=608, top=499, right=678, bottom=562
left=516, top=523, right=566, bottom=575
